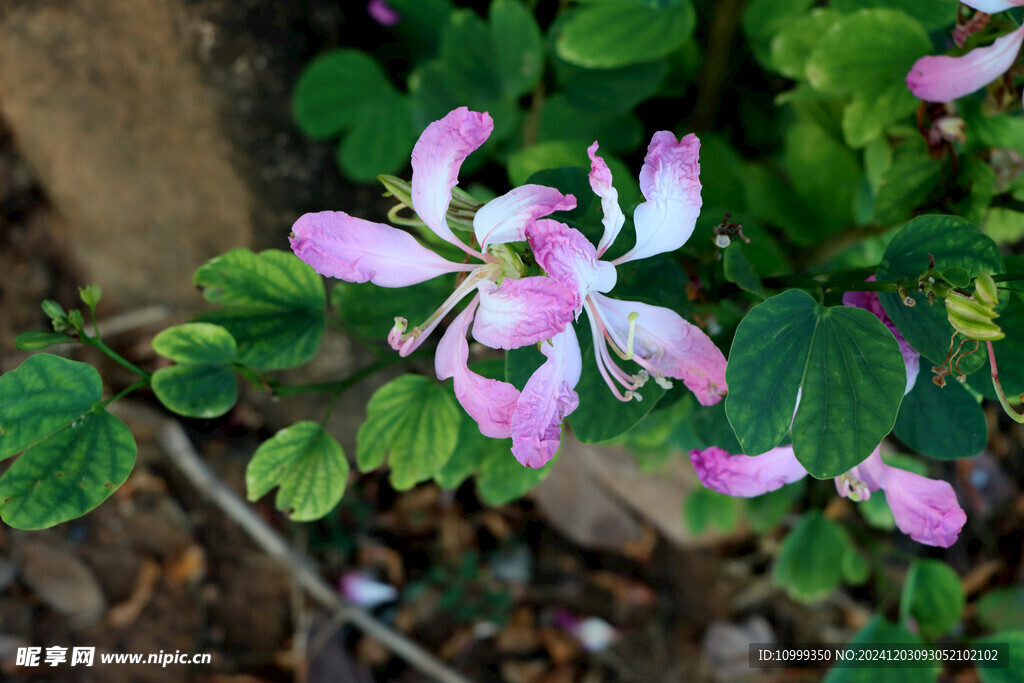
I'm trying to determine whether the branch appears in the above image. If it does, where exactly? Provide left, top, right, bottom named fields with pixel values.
left=157, top=420, right=471, bottom=683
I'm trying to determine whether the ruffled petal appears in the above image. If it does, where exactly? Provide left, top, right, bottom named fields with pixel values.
left=689, top=445, right=808, bottom=497
left=590, top=293, right=727, bottom=405
left=511, top=328, right=582, bottom=468
left=527, top=219, right=617, bottom=304
left=587, top=142, right=626, bottom=257
left=962, top=0, right=1024, bottom=12
left=472, top=277, right=577, bottom=350
left=473, top=185, right=576, bottom=251
left=290, top=211, right=473, bottom=287
left=906, top=25, right=1024, bottom=103
left=843, top=281, right=920, bottom=394
left=617, top=131, right=702, bottom=264
left=411, top=107, right=493, bottom=252
left=879, top=466, right=967, bottom=547
left=435, top=298, right=521, bottom=438
left=367, top=0, right=401, bottom=26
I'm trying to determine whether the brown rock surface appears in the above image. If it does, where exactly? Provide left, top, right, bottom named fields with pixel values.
left=0, top=0, right=254, bottom=311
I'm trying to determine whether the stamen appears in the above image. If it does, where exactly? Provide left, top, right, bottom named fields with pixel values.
left=584, top=303, right=639, bottom=402
left=625, top=312, right=639, bottom=360
left=653, top=375, right=674, bottom=390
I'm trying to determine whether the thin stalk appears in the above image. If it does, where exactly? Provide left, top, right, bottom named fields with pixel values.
left=100, top=379, right=151, bottom=409
left=986, top=340, right=1024, bottom=423
left=268, top=356, right=400, bottom=397
left=82, top=335, right=151, bottom=379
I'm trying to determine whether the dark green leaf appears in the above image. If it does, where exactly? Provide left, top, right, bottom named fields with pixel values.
left=842, top=84, right=919, bottom=148
left=440, top=9, right=501, bottom=101
left=0, top=354, right=101, bottom=460
left=556, top=0, right=695, bottom=68
left=356, top=375, right=461, bottom=490
left=745, top=481, right=805, bottom=533
left=872, top=151, right=942, bottom=226
left=0, top=411, right=135, bottom=529
left=15, top=331, right=74, bottom=351
left=769, top=9, right=840, bottom=79
left=975, top=631, right=1024, bottom=683
left=246, top=421, right=349, bottom=522
left=824, top=618, right=937, bottom=682
left=743, top=0, right=816, bottom=43
left=728, top=290, right=905, bottom=478
left=842, top=547, right=870, bottom=585
left=877, top=215, right=1005, bottom=371
left=894, top=376, right=986, bottom=460
left=831, top=0, right=957, bottom=32
left=782, top=121, right=862, bottom=233
left=685, top=487, right=740, bottom=534
left=152, top=364, right=237, bottom=419
left=293, top=50, right=395, bottom=139
left=536, top=95, right=643, bottom=153
left=562, top=61, right=668, bottom=113
left=901, top=559, right=964, bottom=637
left=722, top=243, right=765, bottom=299
left=490, top=0, right=543, bottom=98
left=331, top=277, right=453, bottom=341
left=975, top=587, right=1024, bottom=632
left=337, top=94, right=417, bottom=182
left=194, top=249, right=326, bottom=370
left=774, top=511, right=849, bottom=602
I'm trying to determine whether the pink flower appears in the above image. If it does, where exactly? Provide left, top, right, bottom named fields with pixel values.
left=690, top=445, right=966, bottom=547
left=907, top=0, right=1024, bottom=106
left=339, top=571, right=398, bottom=607
left=367, top=0, right=401, bottom=27
left=512, top=133, right=728, bottom=467
left=291, top=108, right=580, bottom=441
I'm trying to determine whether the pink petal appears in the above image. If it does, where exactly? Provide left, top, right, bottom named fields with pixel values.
left=587, top=142, right=625, bottom=257
left=689, top=445, right=808, bottom=497
left=472, top=277, right=577, bottom=350
left=367, top=0, right=401, bottom=26
left=339, top=571, right=398, bottom=607
left=411, top=107, right=493, bottom=252
left=290, top=211, right=473, bottom=287
left=962, top=0, right=1024, bottom=12
left=616, top=132, right=702, bottom=265
left=590, top=293, right=727, bottom=405
left=879, top=467, right=967, bottom=548
left=843, top=280, right=920, bottom=394
left=473, top=185, right=576, bottom=251
left=906, top=25, right=1024, bottom=103
left=435, top=298, right=521, bottom=439
left=527, top=219, right=617, bottom=304
left=511, top=328, right=582, bottom=468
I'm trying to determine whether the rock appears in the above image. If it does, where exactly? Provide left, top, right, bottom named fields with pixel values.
left=14, top=535, right=107, bottom=629
left=0, top=0, right=254, bottom=312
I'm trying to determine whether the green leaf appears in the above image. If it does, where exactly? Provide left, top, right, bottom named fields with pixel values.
left=685, top=487, right=740, bottom=534
left=562, top=61, right=668, bottom=113
left=744, top=481, right=805, bottom=533
left=440, top=9, right=502, bottom=102
left=194, top=249, right=326, bottom=370
left=507, top=141, right=639, bottom=208
left=293, top=50, right=395, bottom=139
left=331, top=277, right=453, bottom=341
left=824, top=617, right=937, bottom=683
left=773, top=511, right=849, bottom=602
left=976, top=631, right=1024, bottom=683
left=901, top=559, right=964, bottom=637
left=769, top=9, right=840, bottom=79
left=727, top=290, right=906, bottom=478
left=722, top=243, right=765, bottom=299
left=152, top=323, right=237, bottom=365
left=571, top=328, right=667, bottom=443
left=894, top=376, right=987, bottom=460
left=0, top=410, right=135, bottom=529
left=975, top=587, right=1024, bottom=632
left=15, top=331, right=74, bottom=351
left=968, top=295, right=1024, bottom=401
left=872, top=150, right=943, bottom=226
left=152, top=364, right=238, bottom=419
left=842, top=546, right=870, bottom=585
left=831, top=0, right=957, bottom=32
left=246, top=422, right=349, bottom=522
left=983, top=208, right=1024, bottom=246
left=490, top=0, right=543, bottom=98
left=782, top=121, right=862, bottom=233
left=356, top=375, right=461, bottom=490
left=806, top=9, right=931, bottom=96
left=842, top=84, right=919, bottom=148
left=877, top=215, right=1005, bottom=371
left=858, top=489, right=896, bottom=529
left=743, top=0, right=816, bottom=43
left=336, top=94, right=417, bottom=182
left=536, top=95, right=643, bottom=153
left=556, top=0, right=695, bottom=68
left=0, top=354, right=102, bottom=460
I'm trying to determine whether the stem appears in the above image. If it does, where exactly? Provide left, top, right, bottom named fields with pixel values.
left=100, top=379, right=151, bottom=409
left=82, top=335, right=151, bottom=379
left=990, top=271, right=1024, bottom=283
left=986, top=340, right=1024, bottom=423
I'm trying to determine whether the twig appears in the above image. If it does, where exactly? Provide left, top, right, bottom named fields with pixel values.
left=157, top=420, right=471, bottom=683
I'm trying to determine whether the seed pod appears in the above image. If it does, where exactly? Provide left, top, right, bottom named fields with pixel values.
left=974, top=272, right=999, bottom=308
left=946, top=291, right=1004, bottom=340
